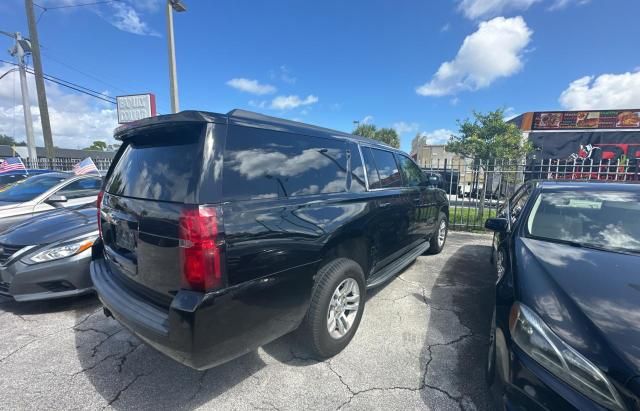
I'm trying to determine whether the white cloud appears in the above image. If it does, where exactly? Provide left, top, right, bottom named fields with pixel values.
left=548, top=0, right=590, bottom=11
left=559, top=71, right=640, bottom=110
left=419, top=129, right=456, bottom=145
left=0, top=63, right=118, bottom=149
left=441, top=23, right=451, bottom=32
left=416, top=16, right=532, bottom=97
left=457, top=0, right=590, bottom=18
left=361, top=115, right=374, bottom=124
left=106, top=2, right=160, bottom=36
left=227, top=78, right=276, bottom=95
left=458, top=0, right=540, bottom=19
left=270, top=95, right=318, bottom=111
left=393, top=121, right=419, bottom=135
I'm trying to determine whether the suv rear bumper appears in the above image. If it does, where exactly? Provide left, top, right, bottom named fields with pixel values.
left=91, top=257, right=260, bottom=370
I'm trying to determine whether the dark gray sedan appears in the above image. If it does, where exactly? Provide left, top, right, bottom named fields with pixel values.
left=0, top=206, right=97, bottom=301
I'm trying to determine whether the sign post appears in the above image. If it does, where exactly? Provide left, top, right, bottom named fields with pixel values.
left=116, top=93, right=157, bottom=124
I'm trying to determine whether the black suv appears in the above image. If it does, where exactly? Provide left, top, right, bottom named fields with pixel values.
left=91, top=110, right=449, bottom=370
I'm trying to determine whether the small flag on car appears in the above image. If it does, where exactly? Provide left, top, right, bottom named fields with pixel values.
left=0, top=157, right=27, bottom=174
left=73, top=157, right=100, bottom=175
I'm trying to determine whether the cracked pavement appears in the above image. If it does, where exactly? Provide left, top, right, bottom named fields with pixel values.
left=0, top=232, right=495, bottom=410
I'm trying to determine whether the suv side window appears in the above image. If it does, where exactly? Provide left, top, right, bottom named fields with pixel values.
left=370, top=148, right=402, bottom=189
left=349, top=143, right=367, bottom=193
left=361, top=147, right=380, bottom=189
left=222, top=126, right=349, bottom=200
left=57, top=177, right=102, bottom=199
left=396, top=154, right=423, bottom=187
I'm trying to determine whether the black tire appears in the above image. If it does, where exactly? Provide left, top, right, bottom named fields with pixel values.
left=299, top=258, right=366, bottom=358
left=427, top=212, right=448, bottom=254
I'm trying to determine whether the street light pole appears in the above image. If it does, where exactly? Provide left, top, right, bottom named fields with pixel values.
left=166, top=0, right=186, bottom=114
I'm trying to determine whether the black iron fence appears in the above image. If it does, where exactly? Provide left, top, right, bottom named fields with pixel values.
left=424, top=158, right=640, bottom=231
left=22, top=157, right=112, bottom=172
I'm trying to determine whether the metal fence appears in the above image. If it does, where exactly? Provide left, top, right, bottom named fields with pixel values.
left=22, top=157, right=112, bottom=172
left=424, top=157, right=640, bottom=231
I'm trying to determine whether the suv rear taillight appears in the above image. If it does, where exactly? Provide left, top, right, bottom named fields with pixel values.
left=97, top=190, right=104, bottom=239
left=179, top=206, right=223, bottom=292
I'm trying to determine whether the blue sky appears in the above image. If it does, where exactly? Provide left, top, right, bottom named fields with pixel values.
left=1, top=0, right=639, bottom=152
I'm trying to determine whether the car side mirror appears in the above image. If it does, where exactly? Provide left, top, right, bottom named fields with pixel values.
left=485, top=217, right=509, bottom=232
left=46, top=194, right=68, bottom=204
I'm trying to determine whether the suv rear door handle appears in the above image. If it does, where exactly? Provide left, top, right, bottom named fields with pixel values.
left=379, top=202, right=391, bottom=208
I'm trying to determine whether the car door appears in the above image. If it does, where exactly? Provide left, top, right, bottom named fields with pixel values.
left=396, top=153, right=431, bottom=246
left=35, top=177, right=102, bottom=213
left=361, top=146, right=408, bottom=270
left=55, top=177, right=102, bottom=207
left=494, top=183, right=533, bottom=283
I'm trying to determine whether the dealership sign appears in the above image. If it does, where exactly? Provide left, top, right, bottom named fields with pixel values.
left=116, top=93, right=157, bottom=123
left=532, top=110, right=640, bottom=130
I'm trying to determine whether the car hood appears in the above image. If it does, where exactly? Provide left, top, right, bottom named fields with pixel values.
left=518, top=237, right=640, bottom=380
left=0, top=206, right=97, bottom=246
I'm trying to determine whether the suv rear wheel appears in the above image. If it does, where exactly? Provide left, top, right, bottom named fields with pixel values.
left=300, top=258, right=366, bottom=358
left=427, top=212, right=448, bottom=254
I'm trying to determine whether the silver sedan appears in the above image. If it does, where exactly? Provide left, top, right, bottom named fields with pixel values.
left=0, top=172, right=102, bottom=233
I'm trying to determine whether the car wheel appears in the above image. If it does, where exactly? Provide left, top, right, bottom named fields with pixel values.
left=300, top=258, right=366, bottom=358
left=427, top=212, right=448, bottom=254
left=486, top=308, right=497, bottom=385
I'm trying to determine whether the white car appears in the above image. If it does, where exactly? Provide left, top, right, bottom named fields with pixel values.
left=0, top=172, right=102, bottom=233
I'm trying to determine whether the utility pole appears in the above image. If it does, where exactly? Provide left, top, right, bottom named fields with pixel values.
left=25, top=0, right=55, bottom=164
left=166, top=0, right=186, bottom=113
left=1, top=30, right=36, bottom=161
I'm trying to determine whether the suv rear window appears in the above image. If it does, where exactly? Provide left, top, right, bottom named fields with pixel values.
left=105, top=124, right=203, bottom=202
left=222, top=126, right=349, bottom=200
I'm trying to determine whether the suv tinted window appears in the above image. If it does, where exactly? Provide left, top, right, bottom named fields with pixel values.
left=57, top=177, right=102, bottom=199
left=370, top=148, right=402, bottom=189
left=105, top=124, right=203, bottom=203
left=361, top=147, right=380, bottom=189
left=396, top=154, right=423, bottom=187
left=349, top=143, right=367, bottom=193
left=222, top=126, right=348, bottom=200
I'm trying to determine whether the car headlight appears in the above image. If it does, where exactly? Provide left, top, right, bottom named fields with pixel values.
left=510, top=302, right=626, bottom=411
left=26, top=237, right=95, bottom=264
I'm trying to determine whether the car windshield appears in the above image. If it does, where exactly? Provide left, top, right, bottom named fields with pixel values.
left=0, top=174, right=66, bottom=203
left=526, top=189, right=640, bottom=254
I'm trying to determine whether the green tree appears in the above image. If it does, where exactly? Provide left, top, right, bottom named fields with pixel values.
left=84, top=140, right=108, bottom=151
left=353, top=124, right=376, bottom=139
left=0, top=134, right=26, bottom=146
left=374, top=127, right=400, bottom=149
left=352, top=124, right=401, bottom=149
left=446, top=109, right=531, bottom=221
left=446, top=109, right=531, bottom=161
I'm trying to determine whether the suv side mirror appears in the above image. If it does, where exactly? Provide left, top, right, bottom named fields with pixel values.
left=485, top=217, right=509, bottom=232
left=422, top=173, right=441, bottom=188
left=46, top=194, right=68, bottom=204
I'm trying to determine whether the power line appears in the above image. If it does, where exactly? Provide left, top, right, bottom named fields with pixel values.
left=0, top=58, right=116, bottom=104
left=40, top=50, right=128, bottom=94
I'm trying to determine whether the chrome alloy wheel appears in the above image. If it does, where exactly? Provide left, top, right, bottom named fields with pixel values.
left=327, top=278, right=361, bottom=339
left=437, top=219, right=447, bottom=248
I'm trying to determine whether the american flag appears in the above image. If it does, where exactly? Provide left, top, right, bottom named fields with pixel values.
left=73, top=157, right=100, bottom=175
left=0, top=157, right=26, bottom=174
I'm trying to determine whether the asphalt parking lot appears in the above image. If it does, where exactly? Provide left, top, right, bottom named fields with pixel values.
left=0, top=232, right=495, bottom=410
